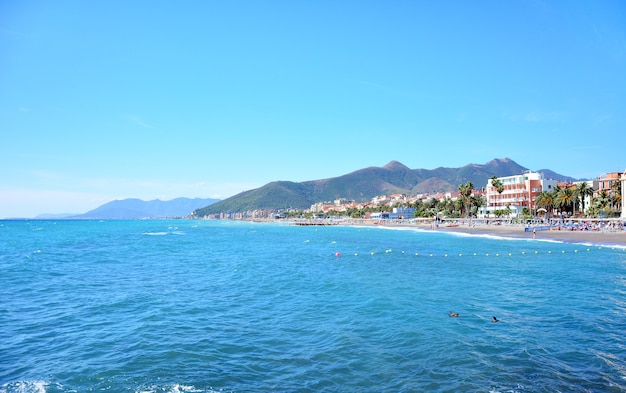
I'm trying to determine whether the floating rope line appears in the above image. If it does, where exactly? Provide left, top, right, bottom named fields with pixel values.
left=333, top=246, right=617, bottom=257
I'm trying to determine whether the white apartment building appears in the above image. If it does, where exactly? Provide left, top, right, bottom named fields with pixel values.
left=479, top=171, right=558, bottom=217
left=572, top=179, right=599, bottom=214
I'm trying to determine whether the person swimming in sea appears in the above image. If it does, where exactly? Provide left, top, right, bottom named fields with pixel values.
left=449, top=311, right=459, bottom=317
left=492, top=316, right=499, bottom=323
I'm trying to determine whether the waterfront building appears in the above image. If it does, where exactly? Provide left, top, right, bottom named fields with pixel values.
left=393, top=207, right=416, bottom=219
left=597, top=172, right=622, bottom=192
left=479, top=171, right=558, bottom=217
left=596, top=172, right=623, bottom=200
left=573, top=179, right=599, bottom=214
left=594, top=171, right=624, bottom=213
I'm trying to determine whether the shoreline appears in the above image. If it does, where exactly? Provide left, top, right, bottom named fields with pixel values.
left=287, top=218, right=626, bottom=247
left=432, top=223, right=626, bottom=247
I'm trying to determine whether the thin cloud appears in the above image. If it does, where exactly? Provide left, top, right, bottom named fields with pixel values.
left=349, top=79, right=438, bottom=101
left=504, top=111, right=567, bottom=123
left=592, top=113, right=615, bottom=126
left=587, top=21, right=626, bottom=60
left=79, top=177, right=259, bottom=201
left=31, top=170, right=66, bottom=182
left=0, top=187, right=111, bottom=218
left=126, top=115, right=155, bottom=129
left=524, top=111, right=566, bottom=123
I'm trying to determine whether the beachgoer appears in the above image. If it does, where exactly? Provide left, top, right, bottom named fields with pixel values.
left=449, top=311, right=459, bottom=317
left=492, top=316, right=499, bottom=323
left=533, top=228, right=536, bottom=238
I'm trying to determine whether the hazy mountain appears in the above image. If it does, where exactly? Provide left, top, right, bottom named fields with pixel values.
left=537, top=169, right=577, bottom=183
left=71, top=197, right=220, bottom=219
left=193, top=158, right=575, bottom=216
left=35, top=213, right=79, bottom=219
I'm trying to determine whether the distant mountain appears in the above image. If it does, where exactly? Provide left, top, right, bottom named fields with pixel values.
left=193, top=158, right=575, bottom=216
left=536, top=169, right=577, bottom=183
left=35, top=213, right=79, bottom=219
left=193, top=181, right=313, bottom=214
left=71, top=197, right=220, bottom=219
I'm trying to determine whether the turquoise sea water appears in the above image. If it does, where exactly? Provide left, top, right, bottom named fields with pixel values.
left=1, top=220, right=625, bottom=393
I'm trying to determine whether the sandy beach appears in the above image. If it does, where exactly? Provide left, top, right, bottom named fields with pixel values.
left=288, top=218, right=626, bottom=247
left=410, top=221, right=626, bottom=247
left=368, top=222, right=626, bottom=247
left=288, top=217, right=626, bottom=247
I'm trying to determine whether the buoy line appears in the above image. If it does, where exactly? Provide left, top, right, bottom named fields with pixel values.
left=332, top=247, right=610, bottom=257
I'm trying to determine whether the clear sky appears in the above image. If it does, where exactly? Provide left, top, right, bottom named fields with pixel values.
left=1, top=1, right=625, bottom=218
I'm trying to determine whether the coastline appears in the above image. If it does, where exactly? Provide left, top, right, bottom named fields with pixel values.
left=431, top=222, right=626, bottom=247
left=287, top=218, right=626, bottom=247
left=387, top=221, right=626, bottom=247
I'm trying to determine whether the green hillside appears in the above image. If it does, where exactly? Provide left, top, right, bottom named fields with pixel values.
left=193, top=158, right=574, bottom=216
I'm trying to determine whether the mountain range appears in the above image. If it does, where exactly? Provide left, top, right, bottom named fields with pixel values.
left=193, top=158, right=576, bottom=216
left=68, top=197, right=220, bottom=219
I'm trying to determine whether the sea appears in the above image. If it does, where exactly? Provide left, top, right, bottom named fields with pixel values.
left=1, top=219, right=625, bottom=393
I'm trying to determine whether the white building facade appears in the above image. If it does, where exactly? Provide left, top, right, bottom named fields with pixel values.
left=573, top=179, right=599, bottom=214
left=479, top=171, right=558, bottom=218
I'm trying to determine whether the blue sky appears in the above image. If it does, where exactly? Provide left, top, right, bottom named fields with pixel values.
left=1, top=1, right=625, bottom=218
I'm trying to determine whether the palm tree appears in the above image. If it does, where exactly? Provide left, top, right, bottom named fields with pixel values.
left=454, top=198, right=465, bottom=217
left=535, top=191, right=555, bottom=215
left=490, top=176, right=504, bottom=195
left=555, top=187, right=576, bottom=215
left=575, top=182, right=594, bottom=216
left=471, top=194, right=486, bottom=216
left=611, top=180, right=622, bottom=210
left=594, top=190, right=610, bottom=210
left=489, top=176, right=504, bottom=217
left=458, top=181, right=473, bottom=217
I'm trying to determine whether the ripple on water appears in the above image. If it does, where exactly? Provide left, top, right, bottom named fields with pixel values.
left=1, top=220, right=625, bottom=392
